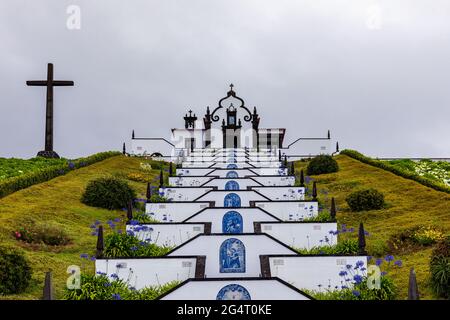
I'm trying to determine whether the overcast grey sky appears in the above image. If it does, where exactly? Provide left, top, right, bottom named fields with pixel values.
left=0, top=0, right=449, bottom=159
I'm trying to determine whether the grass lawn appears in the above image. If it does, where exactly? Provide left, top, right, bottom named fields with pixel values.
left=0, top=155, right=158, bottom=300
left=294, top=154, right=450, bottom=300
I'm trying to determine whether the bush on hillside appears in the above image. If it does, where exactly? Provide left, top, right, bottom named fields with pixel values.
left=14, top=220, right=71, bottom=246
left=346, top=188, right=385, bottom=211
left=81, top=177, right=136, bottom=210
left=306, top=155, right=339, bottom=175
left=430, top=237, right=450, bottom=299
left=0, top=247, right=32, bottom=295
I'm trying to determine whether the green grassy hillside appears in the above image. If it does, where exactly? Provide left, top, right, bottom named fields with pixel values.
left=0, top=155, right=160, bottom=300
left=0, top=154, right=448, bottom=300
left=294, top=155, right=450, bottom=299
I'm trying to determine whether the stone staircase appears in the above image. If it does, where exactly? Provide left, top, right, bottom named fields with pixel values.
left=95, top=147, right=368, bottom=300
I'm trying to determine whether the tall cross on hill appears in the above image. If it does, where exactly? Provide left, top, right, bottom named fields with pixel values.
left=27, top=63, right=74, bottom=158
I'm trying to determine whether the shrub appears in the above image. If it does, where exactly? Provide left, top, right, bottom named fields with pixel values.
left=303, top=210, right=333, bottom=222
left=340, top=149, right=450, bottom=194
left=296, top=239, right=359, bottom=255
left=0, top=247, right=32, bottom=295
left=430, top=237, right=450, bottom=299
left=388, top=225, right=445, bottom=253
left=127, top=172, right=153, bottom=183
left=306, top=155, right=339, bottom=175
left=149, top=194, right=168, bottom=203
left=305, top=275, right=396, bottom=300
left=63, top=273, right=179, bottom=300
left=14, top=221, right=71, bottom=246
left=82, top=177, right=136, bottom=210
left=346, top=188, right=385, bottom=211
left=0, top=151, right=121, bottom=198
left=104, top=232, right=172, bottom=258
left=411, top=226, right=446, bottom=246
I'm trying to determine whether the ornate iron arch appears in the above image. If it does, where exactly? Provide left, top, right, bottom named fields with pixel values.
left=210, top=84, right=253, bottom=122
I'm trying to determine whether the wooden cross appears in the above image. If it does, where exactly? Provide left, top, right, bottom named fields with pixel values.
left=27, top=63, right=74, bottom=158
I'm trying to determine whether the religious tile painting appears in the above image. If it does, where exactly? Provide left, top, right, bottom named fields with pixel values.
left=226, top=171, right=239, bottom=178
left=216, top=284, right=251, bottom=300
left=225, top=180, right=240, bottom=190
left=219, top=238, right=246, bottom=273
left=222, top=211, right=243, bottom=233
left=224, top=192, right=241, bottom=207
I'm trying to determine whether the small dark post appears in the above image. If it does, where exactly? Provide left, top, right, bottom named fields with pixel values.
left=327, top=130, right=331, bottom=139
left=96, top=225, right=104, bottom=258
left=278, top=149, right=281, bottom=162
left=300, top=169, right=305, bottom=187
left=336, top=141, right=340, bottom=153
left=43, top=271, right=54, bottom=300
left=408, top=267, right=420, bottom=300
left=312, top=181, right=317, bottom=200
left=127, top=200, right=133, bottom=221
left=122, top=142, right=126, bottom=155
left=169, top=162, right=173, bottom=176
left=283, top=155, right=288, bottom=168
left=358, top=222, right=367, bottom=255
left=146, top=183, right=152, bottom=201
left=330, top=197, right=336, bottom=220
left=290, top=162, right=295, bottom=175
left=159, top=169, right=164, bottom=188
left=132, top=130, right=135, bottom=139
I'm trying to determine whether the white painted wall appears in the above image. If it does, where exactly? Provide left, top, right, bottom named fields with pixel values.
left=127, top=223, right=206, bottom=247
left=185, top=208, right=279, bottom=233
left=168, top=234, right=295, bottom=278
left=251, top=176, right=295, bottom=186
left=248, top=161, right=282, bottom=168
left=254, top=201, right=319, bottom=220
left=195, top=190, right=268, bottom=206
left=177, top=168, right=215, bottom=176
left=268, top=256, right=367, bottom=291
left=182, top=162, right=212, bottom=168
left=130, top=139, right=174, bottom=157
left=160, top=279, right=310, bottom=300
left=282, top=139, right=331, bottom=156
left=259, top=222, right=338, bottom=249
left=251, top=187, right=305, bottom=200
left=95, top=257, right=197, bottom=289
left=160, top=187, right=214, bottom=201
left=169, top=176, right=214, bottom=187
left=146, top=202, right=210, bottom=222
left=251, top=167, right=287, bottom=175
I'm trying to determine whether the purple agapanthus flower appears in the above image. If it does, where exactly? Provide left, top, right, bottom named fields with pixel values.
left=112, top=293, right=121, bottom=300
left=353, top=275, right=363, bottom=284
left=375, top=258, right=383, bottom=266
left=385, top=255, right=394, bottom=262
left=352, top=290, right=361, bottom=297
left=80, top=253, right=89, bottom=259
left=394, top=260, right=402, bottom=267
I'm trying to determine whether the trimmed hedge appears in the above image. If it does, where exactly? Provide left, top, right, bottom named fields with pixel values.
left=340, top=149, right=450, bottom=194
left=0, top=151, right=121, bottom=198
